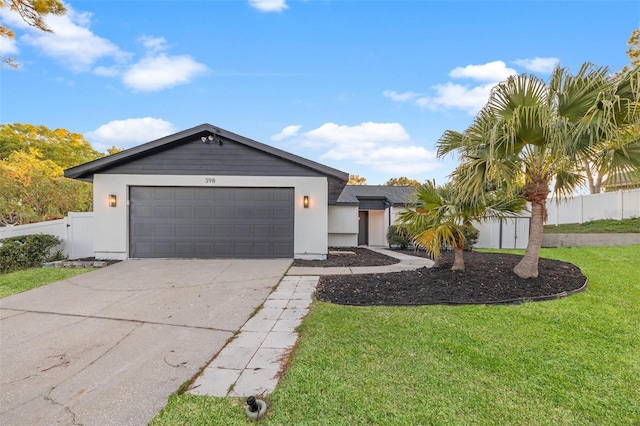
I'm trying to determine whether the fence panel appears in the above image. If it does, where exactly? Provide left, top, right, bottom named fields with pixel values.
left=0, top=213, right=94, bottom=259
left=623, top=190, right=640, bottom=219
left=66, top=213, right=95, bottom=259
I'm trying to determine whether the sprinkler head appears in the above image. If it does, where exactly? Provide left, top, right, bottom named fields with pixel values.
left=245, top=395, right=267, bottom=419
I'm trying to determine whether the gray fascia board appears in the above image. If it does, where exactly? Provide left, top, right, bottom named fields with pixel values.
left=64, top=123, right=349, bottom=182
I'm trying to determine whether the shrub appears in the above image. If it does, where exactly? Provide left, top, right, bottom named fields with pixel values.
left=0, top=234, right=62, bottom=274
left=387, top=225, right=412, bottom=249
left=463, top=226, right=479, bottom=251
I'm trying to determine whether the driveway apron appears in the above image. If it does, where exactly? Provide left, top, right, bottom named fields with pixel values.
left=0, top=258, right=291, bottom=426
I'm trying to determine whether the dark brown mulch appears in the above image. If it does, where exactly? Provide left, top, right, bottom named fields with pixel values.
left=292, top=247, right=400, bottom=267
left=316, top=251, right=587, bottom=306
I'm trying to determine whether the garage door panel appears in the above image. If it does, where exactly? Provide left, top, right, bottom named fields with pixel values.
left=234, top=206, right=253, bottom=220
left=194, top=207, right=211, bottom=218
left=175, top=224, right=192, bottom=237
left=130, top=187, right=294, bottom=258
left=175, top=206, right=192, bottom=219
left=175, top=242, right=193, bottom=256
left=155, top=224, right=172, bottom=237
left=254, top=207, right=272, bottom=220
left=214, top=206, right=233, bottom=218
left=195, top=224, right=212, bottom=237
left=273, top=206, right=292, bottom=220
left=154, top=206, right=172, bottom=218
left=154, top=188, right=173, bottom=200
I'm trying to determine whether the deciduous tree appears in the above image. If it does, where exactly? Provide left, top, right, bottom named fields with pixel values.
left=0, top=149, right=93, bottom=224
left=384, top=176, right=421, bottom=186
left=1, top=0, right=66, bottom=68
left=348, top=174, right=367, bottom=185
left=0, top=123, right=101, bottom=224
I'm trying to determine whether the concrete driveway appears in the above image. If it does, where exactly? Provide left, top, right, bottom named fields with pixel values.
left=0, top=258, right=291, bottom=426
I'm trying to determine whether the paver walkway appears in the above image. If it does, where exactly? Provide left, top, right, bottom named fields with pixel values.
left=189, top=247, right=433, bottom=397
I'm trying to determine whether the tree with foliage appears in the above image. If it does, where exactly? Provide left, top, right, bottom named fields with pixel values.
left=348, top=174, right=367, bottom=185
left=0, top=149, right=93, bottom=224
left=438, top=63, right=640, bottom=278
left=625, top=27, right=640, bottom=71
left=1, top=0, right=66, bottom=68
left=0, top=123, right=102, bottom=167
left=0, top=123, right=101, bottom=224
left=398, top=181, right=524, bottom=271
left=384, top=176, right=421, bottom=186
left=107, top=146, right=125, bottom=155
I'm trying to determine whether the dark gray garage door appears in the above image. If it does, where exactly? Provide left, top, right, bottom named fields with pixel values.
left=130, top=187, right=294, bottom=258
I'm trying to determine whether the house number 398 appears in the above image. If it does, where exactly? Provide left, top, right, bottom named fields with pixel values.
left=205, top=178, right=216, bottom=184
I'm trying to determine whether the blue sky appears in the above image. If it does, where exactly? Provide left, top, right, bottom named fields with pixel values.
left=1, top=0, right=638, bottom=184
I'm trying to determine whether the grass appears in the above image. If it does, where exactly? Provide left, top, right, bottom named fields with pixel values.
left=151, top=245, right=640, bottom=425
left=544, top=217, right=640, bottom=234
left=0, top=267, right=96, bottom=298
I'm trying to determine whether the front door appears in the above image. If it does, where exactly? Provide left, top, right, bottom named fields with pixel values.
left=358, top=211, right=369, bottom=246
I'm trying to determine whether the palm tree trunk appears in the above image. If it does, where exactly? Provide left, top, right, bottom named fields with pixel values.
left=451, top=245, right=465, bottom=271
left=513, top=199, right=545, bottom=278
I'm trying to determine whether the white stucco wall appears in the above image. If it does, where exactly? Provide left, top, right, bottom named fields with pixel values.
left=92, top=174, right=329, bottom=260
left=328, top=205, right=358, bottom=247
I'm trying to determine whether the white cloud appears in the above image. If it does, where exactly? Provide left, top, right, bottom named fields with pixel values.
left=383, top=90, right=420, bottom=102
left=18, top=6, right=128, bottom=71
left=1, top=5, right=206, bottom=92
left=85, top=117, right=177, bottom=152
left=138, top=35, right=168, bottom=53
left=249, top=0, right=288, bottom=12
left=122, top=54, right=207, bottom=92
left=277, top=122, right=438, bottom=175
left=415, top=82, right=497, bottom=115
left=301, top=122, right=409, bottom=148
left=514, top=57, right=560, bottom=74
left=385, top=60, right=520, bottom=115
left=0, top=36, right=18, bottom=55
left=449, top=60, right=516, bottom=82
left=271, top=125, right=302, bottom=141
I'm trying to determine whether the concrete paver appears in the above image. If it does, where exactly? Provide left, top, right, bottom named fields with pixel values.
left=189, top=247, right=431, bottom=399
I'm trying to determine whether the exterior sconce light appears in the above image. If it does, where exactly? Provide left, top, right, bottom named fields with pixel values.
left=303, top=195, right=310, bottom=208
left=200, top=134, right=223, bottom=146
left=108, top=194, right=117, bottom=207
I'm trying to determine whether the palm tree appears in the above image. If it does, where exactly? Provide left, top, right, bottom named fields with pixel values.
left=398, top=181, right=524, bottom=271
left=438, top=63, right=640, bottom=278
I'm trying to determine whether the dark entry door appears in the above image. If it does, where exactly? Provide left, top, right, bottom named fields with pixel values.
left=358, top=211, right=368, bottom=246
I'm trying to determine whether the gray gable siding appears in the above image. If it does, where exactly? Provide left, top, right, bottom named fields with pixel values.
left=65, top=123, right=349, bottom=205
left=101, top=135, right=324, bottom=177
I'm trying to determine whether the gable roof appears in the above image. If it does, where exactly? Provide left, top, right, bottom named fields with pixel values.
left=65, top=123, right=349, bottom=182
left=337, top=185, right=417, bottom=206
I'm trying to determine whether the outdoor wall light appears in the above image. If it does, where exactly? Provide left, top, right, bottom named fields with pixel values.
left=303, top=195, right=310, bottom=208
left=108, top=194, right=117, bottom=207
left=200, top=134, right=223, bottom=146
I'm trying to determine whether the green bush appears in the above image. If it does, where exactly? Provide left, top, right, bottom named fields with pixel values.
left=387, top=225, right=412, bottom=249
left=0, top=234, right=62, bottom=274
left=463, top=226, right=479, bottom=251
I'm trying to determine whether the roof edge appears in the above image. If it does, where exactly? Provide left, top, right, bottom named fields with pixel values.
left=65, top=123, right=349, bottom=182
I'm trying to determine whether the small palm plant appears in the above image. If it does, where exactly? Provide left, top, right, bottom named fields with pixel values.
left=398, top=181, right=524, bottom=271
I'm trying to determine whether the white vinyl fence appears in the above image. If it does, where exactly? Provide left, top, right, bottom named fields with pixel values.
left=475, top=189, right=640, bottom=249
left=0, top=212, right=94, bottom=259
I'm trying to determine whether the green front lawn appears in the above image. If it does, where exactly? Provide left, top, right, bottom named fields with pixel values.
left=0, top=267, right=96, bottom=298
left=152, top=245, right=640, bottom=425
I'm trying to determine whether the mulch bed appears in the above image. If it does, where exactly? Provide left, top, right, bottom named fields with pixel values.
left=292, top=247, right=400, bottom=267
left=315, top=250, right=588, bottom=306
